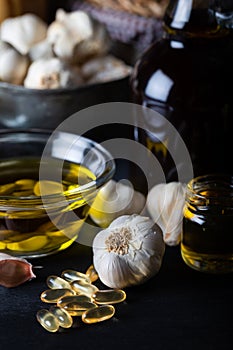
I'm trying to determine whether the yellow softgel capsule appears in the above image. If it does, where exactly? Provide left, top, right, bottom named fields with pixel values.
left=36, top=309, right=59, bottom=333
left=92, top=289, right=126, bottom=305
left=49, top=306, right=73, bottom=328
left=40, top=288, right=75, bottom=303
left=61, top=269, right=91, bottom=283
left=70, top=280, right=99, bottom=296
left=85, top=264, right=98, bottom=283
left=57, top=295, right=96, bottom=316
left=63, top=301, right=97, bottom=317
left=82, top=305, right=115, bottom=324
left=46, top=275, right=72, bottom=290
left=57, top=295, right=92, bottom=307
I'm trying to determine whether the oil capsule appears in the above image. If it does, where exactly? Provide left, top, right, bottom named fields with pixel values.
left=57, top=295, right=96, bottom=316
left=40, top=288, right=75, bottom=303
left=61, top=269, right=91, bottom=283
left=57, top=295, right=92, bottom=306
left=85, top=264, right=98, bottom=283
left=63, top=301, right=97, bottom=316
left=92, top=289, right=126, bottom=305
left=57, top=294, right=92, bottom=306
left=49, top=306, right=73, bottom=328
left=46, top=275, right=72, bottom=290
left=36, top=309, right=59, bottom=333
left=70, top=280, right=99, bottom=296
left=82, top=305, right=115, bottom=324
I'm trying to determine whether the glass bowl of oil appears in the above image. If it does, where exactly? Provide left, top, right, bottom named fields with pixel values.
left=0, top=129, right=115, bottom=258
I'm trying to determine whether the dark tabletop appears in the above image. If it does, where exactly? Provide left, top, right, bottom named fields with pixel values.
left=0, top=239, right=232, bottom=350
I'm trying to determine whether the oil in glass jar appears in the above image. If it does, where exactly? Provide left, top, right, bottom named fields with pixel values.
left=130, top=0, right=233, bottom=181
left=181, top=174, right=233, bottom=273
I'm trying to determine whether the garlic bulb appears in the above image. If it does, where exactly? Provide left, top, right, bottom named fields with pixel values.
left=81, top=55, right=132, bottom=83
left=29, top=39, right=54, bottom=62
left=55, top=9, right=93, bottom=42
left=73, top=21, right=110, bottom=65
left=89, top=180, right=146, bottom=227
left=1, top=13, right=47, bottom=55
left=0, top=41, right=29, bottom=85
left=0, top=253, right=36, bottom=288
left=146, top=182, right=186, bottom=246
left=47, top=9, right=93, bottom=62
left=92, top=214, right=165, bottom=288
left=24, top=58, right=83, bottom=89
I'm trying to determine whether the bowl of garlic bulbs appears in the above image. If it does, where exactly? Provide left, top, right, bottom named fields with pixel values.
left=0, top=9, right=132, bottom=130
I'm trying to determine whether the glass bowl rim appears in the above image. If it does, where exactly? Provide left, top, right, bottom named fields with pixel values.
left=0, top=128, right=115, bottom=203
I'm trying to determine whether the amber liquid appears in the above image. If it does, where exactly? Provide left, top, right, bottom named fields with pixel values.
left=131, top=24, right=233, bottom=180
left=0, top=157, right=96, bottom=258
left=181, top=183, right=233, bottom=273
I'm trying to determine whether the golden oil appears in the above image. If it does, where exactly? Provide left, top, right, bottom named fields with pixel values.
left=0, top=157, right=96, bottom=258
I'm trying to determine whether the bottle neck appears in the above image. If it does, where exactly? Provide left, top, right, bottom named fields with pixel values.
left=163, top=0, right=222, bottom=37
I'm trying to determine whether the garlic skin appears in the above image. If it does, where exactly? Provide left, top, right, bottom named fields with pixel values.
left=0, top=41, right=29, bottom=85
left=92, top=214, right=165, bottom=289
left=1, top=13, right=47, bottom=55
left=146, top=182, right=186, bottom=246
left=24, top=58, right=83, bottom=89
left=0, top=253, right=36, bottom=288
left=89, top=180, right=146, bottom=227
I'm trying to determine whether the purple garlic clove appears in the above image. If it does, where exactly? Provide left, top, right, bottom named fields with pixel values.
left=0, top=253, right=36, bottom=288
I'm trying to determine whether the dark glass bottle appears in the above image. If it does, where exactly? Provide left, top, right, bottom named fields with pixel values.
left=130, top=0, right=233, bottom=181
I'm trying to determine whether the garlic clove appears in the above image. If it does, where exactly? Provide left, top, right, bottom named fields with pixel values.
left=89, top=180, right=146, bottom=227
left=92, top=214, right=165, bottom=289
left=146, top=182, right=187, bottom=246
left=1, top=13, right=47, bottom=55
left=0, top=253, right=36, bottom=288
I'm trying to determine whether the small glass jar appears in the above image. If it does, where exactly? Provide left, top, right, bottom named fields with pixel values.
left=181, top=174, right=233, bottom=273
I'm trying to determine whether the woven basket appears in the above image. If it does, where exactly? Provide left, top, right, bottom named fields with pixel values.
left=85, top=0, right=168, bottom=18
left=72, top=1, right=167, bottom=54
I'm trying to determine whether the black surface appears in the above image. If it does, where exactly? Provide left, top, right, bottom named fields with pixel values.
left=0, top=241, right=232, bottom=350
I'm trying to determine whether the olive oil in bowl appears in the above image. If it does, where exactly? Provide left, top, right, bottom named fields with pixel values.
left=0, top=157, right=96, bottom=258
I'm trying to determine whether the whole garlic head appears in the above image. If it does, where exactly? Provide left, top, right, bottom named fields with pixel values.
left=89, top=180, right=146, bottom=227
left=146, top=182, right=186, bottom=246
left=1, top=13, right=47, bottom=55
left=24, top=58, right=83, bottom=89
left=47, top=9, right=93, bottom=61
left=0, top=41, right=29, bottom=85
left=92, top=214, right=165, bottom=289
